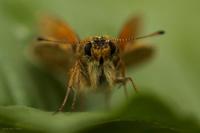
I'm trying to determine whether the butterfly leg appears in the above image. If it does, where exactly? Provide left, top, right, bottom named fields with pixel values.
left=71, top=90, right=78, bottom=111
left=115, top=77, right=138, bottom=94
left=54, top=67, right=77, bottom=113
left=54, top=86, right=72, bottom=114
left=71, top=70, right=83, bottom=111
left=116, top=61, right=131, bottom=98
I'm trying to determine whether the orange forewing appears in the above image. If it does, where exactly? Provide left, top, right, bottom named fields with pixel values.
left=118, top=16, right=141, bottom=51
left=39, top=15, right=79, bottom=44
left=31, top=16, right=78, bottom=73
left=119, top=16, right=154, bottom=67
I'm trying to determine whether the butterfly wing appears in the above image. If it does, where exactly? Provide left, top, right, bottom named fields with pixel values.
left=39, top=15, right=79, bottom=44
left=30, top=15, right=79, bottom=72
left=118, top=16, right=154, bottom=67
left=118, top=16, right=141, bottom=51
left=122, top=43, right=154, bottom=67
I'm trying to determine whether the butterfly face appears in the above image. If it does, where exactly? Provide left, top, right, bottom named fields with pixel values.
left=83, top=36, right=117, bottom=65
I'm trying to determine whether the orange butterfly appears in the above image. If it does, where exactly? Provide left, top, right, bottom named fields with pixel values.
left=30, top=15, right=164, bottom=112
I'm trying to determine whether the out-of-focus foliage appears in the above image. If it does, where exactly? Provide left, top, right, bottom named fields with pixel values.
left=0, top=0, right=199, bottom=132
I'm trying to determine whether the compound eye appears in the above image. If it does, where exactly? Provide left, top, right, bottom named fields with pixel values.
left=109, top=41, right=116, bottom=56
left=84, top=43, right=92, bottom=56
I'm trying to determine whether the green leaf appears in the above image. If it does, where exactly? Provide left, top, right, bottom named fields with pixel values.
left=0, top=94, right=199, bottom=133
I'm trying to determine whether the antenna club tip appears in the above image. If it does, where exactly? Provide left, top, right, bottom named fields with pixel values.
left=37, top=37, right=45, bottom=41
left=158, top=30, right=165, bottom=35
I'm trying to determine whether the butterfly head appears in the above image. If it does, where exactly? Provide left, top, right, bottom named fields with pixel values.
left=83, top=36, right=117, bottom=64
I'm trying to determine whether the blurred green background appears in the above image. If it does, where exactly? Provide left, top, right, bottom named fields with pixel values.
left=0, top=0, right=200, bottom=132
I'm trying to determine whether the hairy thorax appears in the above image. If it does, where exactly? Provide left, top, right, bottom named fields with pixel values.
left=69, top=59, right=117, bottom=93
left=87, top=60, right=116, bottom=91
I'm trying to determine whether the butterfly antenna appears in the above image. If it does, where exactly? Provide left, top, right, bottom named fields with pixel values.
left=113, top=30, right=165, bottom=42
left=135, top=30, right=165, bottom=40
left=37, top=37, right=69, bottom=44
